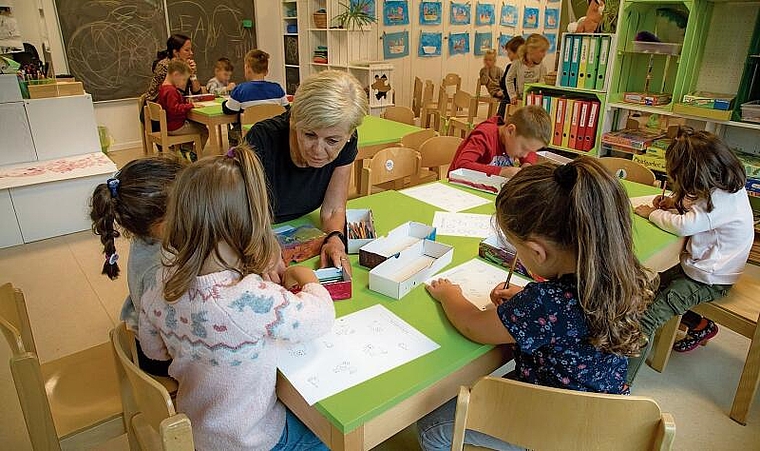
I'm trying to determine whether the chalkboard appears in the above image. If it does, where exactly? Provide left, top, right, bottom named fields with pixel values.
left=166, top=0, right=257, bottom=89
left=55, top=0, right=168, bottom=101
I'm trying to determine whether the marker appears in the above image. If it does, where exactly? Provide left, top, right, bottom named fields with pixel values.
left=504, top=253, right=518, bottom=289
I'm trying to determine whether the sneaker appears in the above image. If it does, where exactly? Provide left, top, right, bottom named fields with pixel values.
left=673, top=320, right=719, bottom=352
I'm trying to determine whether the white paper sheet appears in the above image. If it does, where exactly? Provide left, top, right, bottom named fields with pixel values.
left=630, top=195, right=658, bottom=208
left=277, top=305, right=440, bottom=405
left=432, top=212, right=495, bottom=238
left=426, top=259, right=531, bottom=310
left=399, top=183, right=491, bottom=212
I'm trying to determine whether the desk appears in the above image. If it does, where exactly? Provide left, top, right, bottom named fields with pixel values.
left=187, top=100, right=236, bottom=155
left=278, top=181, right=682, bottom=451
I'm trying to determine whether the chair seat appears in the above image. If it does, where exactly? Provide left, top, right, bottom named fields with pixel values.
left=692, top=264, right=760, bottom=338
left=147, top=131, right=199, bottom=146
left=41, top=341, right=122, bottom=438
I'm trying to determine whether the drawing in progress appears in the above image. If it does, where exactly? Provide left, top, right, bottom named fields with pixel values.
left=432, top=212, right=495, bottom=238
left=278, top=305, right=440, bottom=405
left=399, top=182, right=491, bottom=212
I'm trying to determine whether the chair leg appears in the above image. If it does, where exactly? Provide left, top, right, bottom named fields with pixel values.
left=729, top=317, right=760, bottom=425
left=647, top=315, right=682, bottom=373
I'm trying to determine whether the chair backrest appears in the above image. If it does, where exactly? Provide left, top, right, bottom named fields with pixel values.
left=400, top=129, right=437, bottom=151
left=412, top=77, right=423, bottom=117
left=360, top=147, right=421, bottom=196
left=145, top=101, right=169, bottom=138
left=240, top=104, right=287, bottom=126
left=421, top=80, right=435, bottom=106
left=442, top=73, right=462, bottom=92
left=598, top=157, right=657, bottom=186
left=0, top=283, right=37, bottom=357
left=452, top=377, right=675, bottom=451
left=418, top=136, right=463, bottom=171
left=382, top=106, right=415, bottom=125
left=450, top=90, right=475, bottom=117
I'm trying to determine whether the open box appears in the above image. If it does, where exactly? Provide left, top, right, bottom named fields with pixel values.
left=346, top=209, right=377, bottom=254
left=275, top=224, right=326, bottom=265
left=369, top=239, right=454, bottom=299
left=359, top=222, right=436, bottom=269
left=288, top=266, right=352, bottom=301
left=478, top=235, right=545, bottom=282
left=448, top=168, right=508, bottom=194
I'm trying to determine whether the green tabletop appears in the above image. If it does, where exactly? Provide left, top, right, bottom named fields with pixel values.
left=189, top=97, right=226, bottom=117
left=290, top=180, right=678, bottom=434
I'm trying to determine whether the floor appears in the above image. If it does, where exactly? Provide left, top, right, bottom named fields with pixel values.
left=1, top=148, right=759, bottom=450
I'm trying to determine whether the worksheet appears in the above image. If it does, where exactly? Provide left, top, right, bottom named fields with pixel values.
left=426, top=259, right=531, bottom=310
left=630, top=195, right=658, bottom=208
left=400, top=182, right=491, bottom=212
left=432, top=212, right=495, bottom=238
left=277, top=305, right=440, bottom=405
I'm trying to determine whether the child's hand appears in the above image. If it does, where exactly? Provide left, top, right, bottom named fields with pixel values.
left=510, top=98, right=518, bottom=105
left=263, top=252, right=286, bottom=284
left=228, top=82, right=236, bottom=90
left=634, top=204, right=656, bottom=218
left=281, top=266, right=318, bottom=291
left=653, top=195, right=675, bottom=210
left=425, top=278, right=462, bottom=303
left=490, top=283, right=524, bottom=307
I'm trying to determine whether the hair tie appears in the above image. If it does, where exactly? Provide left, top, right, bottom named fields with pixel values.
left=554, top=164, right=578, bottom=189
left=106, top=252, right=119, bottom=266
left=226, top=147, right=237, bottom=158
left=106, top=177, right=120, bottom=198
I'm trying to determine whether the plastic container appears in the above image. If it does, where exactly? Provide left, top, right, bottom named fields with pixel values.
left=632, top=41, right=682, bottom=55
left=740, top=100, right=760, bottom=123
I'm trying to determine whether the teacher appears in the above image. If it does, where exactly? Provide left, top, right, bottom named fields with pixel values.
left=245, top=70, right=368, bottom=274
left=145, top=34, right=203, bottom=103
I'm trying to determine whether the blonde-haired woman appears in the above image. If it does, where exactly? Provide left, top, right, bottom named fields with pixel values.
left=245, top=70, right=368, bottom=281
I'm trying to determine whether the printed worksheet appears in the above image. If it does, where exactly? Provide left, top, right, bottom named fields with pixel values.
left=432, top=212, right=495, bottom=238
left=400, top=183, right=491, bottom=212
left=630, top=195, right=658, bottom=208
left=426, top=259, right=531, bottom=310
left=277, top=305, right=440, bottom=405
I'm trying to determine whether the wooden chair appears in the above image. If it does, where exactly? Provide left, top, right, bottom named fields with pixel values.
left=474, top=78, right=499, bottom=118
left=400, top=128, right=438, bottom=151
left=138, top=94, right=149, bottom=154
left=411, top=76, right=423, bottom=117
left=144, top=101, right=202, bottom=155
left=441, top=73, right=462, bottom=93
left=647, top=263, right=760, bottom=425
left=0, top=283, right=123, bottom=450
left=416, top=135, right=463, bottom=183
left=381, top=106, right=416, bottom=125
left=111, top=323, right=194, bottom=451
left=452, top=377, right=676, bottom=451
left=448, top=90, right=488, bottom=138
left=598, top=157, right=657, bottom=186
left=240, top=103, right=287, bottom=127
left=421, top=80, right=446, bottom=131
left=360, top=147, right=421, bottom=196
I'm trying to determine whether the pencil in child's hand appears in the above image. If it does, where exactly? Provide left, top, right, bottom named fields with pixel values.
left=505, top=254, right=518, bottom=289
left=659, top=181, right=667, bottom=209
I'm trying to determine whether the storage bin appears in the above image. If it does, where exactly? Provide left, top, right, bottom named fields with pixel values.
left=740, top=100, right=760, bottom=123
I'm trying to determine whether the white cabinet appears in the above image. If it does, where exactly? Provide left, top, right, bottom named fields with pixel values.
left=25, top=94, right=101, bottom=160
left=0, top=73, right=22, bottom=103
left=0, top=102, right=36, bottom=165
left=0, top=189, right=23, bottom=248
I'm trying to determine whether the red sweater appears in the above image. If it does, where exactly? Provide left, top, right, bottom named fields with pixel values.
left=157, top=84, right=194, bottom=131
left=448, top=116, right=538, bottom=176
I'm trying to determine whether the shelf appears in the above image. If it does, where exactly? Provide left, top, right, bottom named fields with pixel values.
left=283, top=16, right=298, bottom=20
left=547, top=144, right=598, bottom=157
left=285, top=64, right=300, bottom=68
left=283, top=33, right=299, bottom=36
left=609, top=102, right=760, bottom=131
left=308, top=28, right=328, bottom=32
left=527, top=83, right=607, bottom=96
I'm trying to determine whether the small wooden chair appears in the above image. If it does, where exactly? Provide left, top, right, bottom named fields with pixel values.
left=475, top=78, right=499, bottom=118
left=381, top=106, right=416, bottom=125
left=452, top=377, right=676, bottom=451
left=448, top=90, right=488, bottom=138
left=111, top=323, right=194, bottom=451
left=400, top=128, right=438, bottom=151
left=598, top=157, right=657, bottom=186
left=421, top=80, right=446, bottom=131
left=360, top=147, right=421, bottom=196
left=137, top=94, right=149, bottom=154
left=144, top=102, right=202, bottom=155
left=240, top=103, right=287, bottom=127
left=411, top=76, right=423, bottom=118
left=441, top=73, right=462, bottom=93
left=647, top=263, right=760, bottom=425
left=0, top=283, right=123, bottom=450
left=416, top=135, right=463, bottom=183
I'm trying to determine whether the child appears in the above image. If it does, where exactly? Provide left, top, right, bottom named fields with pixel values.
left=419, top=158, right=654, bottom=450
left=157, top=59, right=209, bottom=161
left=479, top=49, right=503, bottom=99
left=206, top=57, right=236, bottom=95
left=630, top=128, right=753, bottom=382
left=498, top=36, right=525, bottom=117
left=138, top=146, right=334, bottom=451
left=505, top=33, right=550, bottom=105
left=448, top=105, right=551, bottom=178
left=222, top=49, right=289, bottom=114
left=89, top=157, right=183, bottom=375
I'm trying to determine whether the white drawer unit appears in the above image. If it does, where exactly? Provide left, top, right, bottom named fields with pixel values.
left=0, top=189, right=23, bottom=248
left=0, top=102, right=36, bottom=166
left=25, top=94, right=101, bottom=160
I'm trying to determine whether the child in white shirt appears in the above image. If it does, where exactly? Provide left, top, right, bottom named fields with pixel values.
left=505, top=33, right=549, bottom=105
left=206, top=57, right=236, bottom=95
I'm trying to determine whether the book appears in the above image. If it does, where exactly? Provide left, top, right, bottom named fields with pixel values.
left=602, top=128, right=666, bottom=152
left=577, top=36, right=591, bottom=88
left=553, top=97, right=566, bottom=146
left=585, top=36, right=600, bottom=90
left=681, top=91, right=735, bottom=110
left=560, top=34, right=573, bottom=86
left=569, top=35, right=582, bottom=88
left=595, top=35, right=611, bottom=90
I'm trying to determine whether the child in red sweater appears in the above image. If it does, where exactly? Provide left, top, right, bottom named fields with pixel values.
left=157, top=60, right=208, bottom=161
left=448, top=105, right=551, bottom=178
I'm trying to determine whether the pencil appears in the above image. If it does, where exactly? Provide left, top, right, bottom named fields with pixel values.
left=659, top=181, right=667, bottom=209
left=505, top=254, right=518, bottom=289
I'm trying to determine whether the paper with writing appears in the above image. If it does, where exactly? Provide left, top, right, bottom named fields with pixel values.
left=432, top=212, right=495, bottom=238
left=399, top=182, right=491, bottom=212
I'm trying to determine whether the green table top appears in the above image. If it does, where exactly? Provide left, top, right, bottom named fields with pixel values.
left=290, top=180, right=678, bottom=433
left=189, top=97, right=226, bottom=117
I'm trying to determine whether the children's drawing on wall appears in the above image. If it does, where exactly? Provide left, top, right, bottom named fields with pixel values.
left=546, top=33, right=557, bottom=53
left=448, top=32, right=470, bottom=55
left=450, top=2, right=471, bottom=25
left=497, top=33, right=513, bottom=56
left=382, top=30, right=409, bottom=59
left=544, top=8, right=559, bottom=29
left=383, top=0, right=409, bottom=26
left=523, top=6, right=539, bottom=29
left=419, top=1, right=442, bottom=25
left=500, top=4, right=518, bottom=27
left=475, top=3, right=495, bottom=26
left=351, top=0, right=376, bottom=17
left=418, top=32, right=442, bottom=57
left=474, top=32, right=493, bottom=56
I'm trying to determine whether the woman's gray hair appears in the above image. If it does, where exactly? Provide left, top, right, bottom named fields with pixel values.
left=290, top=70, right=368, bottom=133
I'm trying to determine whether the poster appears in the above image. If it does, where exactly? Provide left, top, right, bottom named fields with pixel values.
left=475, top=3, right=495, bottom=26
left=419, top=1, right=442, bottom=25
left=474, top=31, right=493, bottom=56
left=448, top=32, right=470, bottom=56
left=523, top=6, right=539, bottom=29
left=498, top=33, right=512, bottom=56
left=450, top=2, right=471, bottom=25
left=546, top=33, right=557, bottom=53
left=351, top=0, right=376, bottom=18
left=500, top=4, right=518, bottom=27
left=383, top=1, right=409, bottom=26
left=418, top=31, right=442, bottom=57
left=383, top=30, right=409, bottom=58
left=545, top=8, right=559, bottom=29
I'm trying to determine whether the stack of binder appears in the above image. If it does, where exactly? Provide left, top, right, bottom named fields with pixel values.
left=559, top=34, right=612, bottom=90
left=526, top=92, right=601, bottom=152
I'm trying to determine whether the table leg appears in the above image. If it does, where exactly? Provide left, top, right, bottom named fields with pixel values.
left=206, top=124, right=220, bottom=155
left=216, top=125, right=224, bottom=152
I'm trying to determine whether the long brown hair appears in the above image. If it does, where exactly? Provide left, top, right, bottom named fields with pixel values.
left=89, top=157, right=183, bottom=279
left=495, top=158, right=653, bottom=356
left=162, top=145, right=279, bottom=302
left=666, top=127, right=746, bottom=213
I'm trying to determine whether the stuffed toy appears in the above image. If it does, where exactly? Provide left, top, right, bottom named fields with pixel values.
left=568, top=0, right=605, bottom=33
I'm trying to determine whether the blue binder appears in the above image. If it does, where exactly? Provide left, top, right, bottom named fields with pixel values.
left=568, top=35, right=582, bottom=88
left=560, top=34, right=574, bottom=87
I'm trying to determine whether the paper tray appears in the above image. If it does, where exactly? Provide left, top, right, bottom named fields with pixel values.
left=369, top=240, right=454, bottom=299
left=359, top=221, right=436, bottom=268
left=448, top=168, right=508, bottom=194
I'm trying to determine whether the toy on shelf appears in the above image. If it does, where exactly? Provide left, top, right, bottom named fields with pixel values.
left=568, top=0, right=605, bottom=33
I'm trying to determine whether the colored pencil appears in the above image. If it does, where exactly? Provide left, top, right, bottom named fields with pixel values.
left=505, top=254, right=519, bottom=288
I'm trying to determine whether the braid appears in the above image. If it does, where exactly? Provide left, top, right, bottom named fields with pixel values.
left=90, top=183, right=121, bottom=279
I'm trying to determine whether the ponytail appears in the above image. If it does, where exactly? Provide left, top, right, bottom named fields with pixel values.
left=152, top=34, right=191, bottom=71
left=90, top=180, right=122, bottom=279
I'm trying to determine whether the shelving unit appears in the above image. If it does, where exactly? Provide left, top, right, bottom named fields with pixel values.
left=282, top=0, right=303, bottom=95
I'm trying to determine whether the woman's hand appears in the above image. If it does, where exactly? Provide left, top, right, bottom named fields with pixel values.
left=653, top=195, right=675, bottom=210
left=320, top=236, right=351, bottom=275
left=634, top=204, right=656, bottom=218
left=490, top=283, right=524, bottom=307
left=263, top=252, right=286, bottom=284
left=186, top=58, right=197, bottom=75
left=425, top=278, right=463, bottom=303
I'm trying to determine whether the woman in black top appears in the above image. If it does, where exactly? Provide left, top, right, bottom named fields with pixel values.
left=245, top=70, right=368, bottom=280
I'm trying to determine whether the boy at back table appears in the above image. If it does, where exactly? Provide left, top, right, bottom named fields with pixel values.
left=448, top=105, right=551, bottom=178
left=157, top=59, right=209, bottom=161
left=206, top=57, right=236, bottom=95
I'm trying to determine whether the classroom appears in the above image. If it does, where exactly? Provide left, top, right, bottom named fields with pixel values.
left=1, top=0, right=760, bottom=449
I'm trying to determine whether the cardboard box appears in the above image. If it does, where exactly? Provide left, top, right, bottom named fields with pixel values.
left=478, top=235, right=545, bottom=282
left=369, top=239, right=454, bottom=299
left=537, top=150, right=573, bottom=165
left=346, top=209, right=376, bottom=254
left=738, top=153, right=760, bottom=180
left=681, top=91, right=734, bottom=110
left=448, top=168, right=508, bottom=194
left=673, top=103, right=732, bottom=121
left=632, top=153, right=667, bottom=173
left=288, top=266, right=352, bottom=301
left=275, top=224, right=326, bottom=265
left=747, top=178, right=760, bottom=198
left=623, top=92, right=671, bottom=106
left=359, top=222, right=436, bottom=269
left=28, top=81, right=84, bottom=99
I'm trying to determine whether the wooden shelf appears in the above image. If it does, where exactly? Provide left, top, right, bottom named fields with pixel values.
left=609, top=102, right=760, bottom=131
left=285, top=64, right=300, bottom=68
left=547, top=144, right=598, bottom=157
left=528, top=83, right=607, bottom=96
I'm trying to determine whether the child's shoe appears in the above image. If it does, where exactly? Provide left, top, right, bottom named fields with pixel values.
left=673, top=319, right=719, bottom=352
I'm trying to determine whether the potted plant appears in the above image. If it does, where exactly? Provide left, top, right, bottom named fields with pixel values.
left=334, top=0, right=377, bottom=30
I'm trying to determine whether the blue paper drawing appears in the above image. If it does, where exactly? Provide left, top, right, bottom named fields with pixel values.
left=523, top=6, right=539, bottom=29
left=383, top=1, right=409, bottom=26
left=383, top=31, right=409, bottom=59
left=498, top=34, right=513, bottom=56
left=448, top=32, right=470, bottom=55
left=450, top=2, right=471, bottom=25
left=418, top=32, right=442, bottom=57
left=475, top=3, right=495, bottom=26
left=546, top=33, right=557, bottom=53
left=419, top=1, right=442, bottom=25
left=544, top=8, right=559, bottom=29
left=351, top=0, right=376, bottom=17
left=500, top=4, right=518, bottom=27
left=474, top=32, right=493, bottom=56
